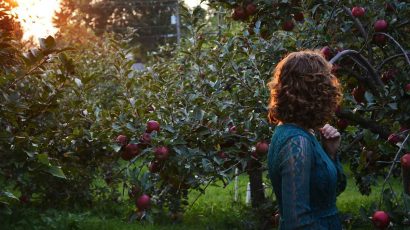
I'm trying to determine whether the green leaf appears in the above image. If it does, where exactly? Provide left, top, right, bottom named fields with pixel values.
left=193, top=107, right=204, bottom=121
left=359, top=206, right=368, bottom=220
left=37, top=153, right=50, bottom=165
left=1, top=191, right=18, bottom=200
left=0, top=204, right=12, bottom=215
left=46, top=166, right=66, bottom=179
left=163, top=125, right=175, bottom=133
left=126, top=123, right=137, bottom=132
left=201, top=158, right=213, bottom=172
left=111, top=124, right=121, bottom=132
left=24, top=150, right=36, bottom=158
left=387, top=103, right=397, bottom=110
left=111, top=143, right=122, bottom=153
left=39, top=36, right=56, bottom=50
left=364, top=92, right=374, bottom=103
left=363, top=129, right=379, bottom=146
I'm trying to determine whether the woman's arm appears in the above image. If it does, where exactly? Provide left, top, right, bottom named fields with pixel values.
left=332, top=155, right=347, bottom=196
left=320, top=124, right=347, bottom=195
left=279, top=135, right=318, bottom=229
left=320, top=124, right=341, bottom=160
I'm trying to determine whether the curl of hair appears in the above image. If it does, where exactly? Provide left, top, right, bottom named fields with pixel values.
left=267, top=50, right=342, bottom=129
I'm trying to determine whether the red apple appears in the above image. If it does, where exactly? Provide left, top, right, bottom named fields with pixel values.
left=283, top=20, right=294, bottom=31
left=155, top=146, right=169, bottom=160
left=372, top=211, right=390, bottom=229
left=405, top=83, right=410, bottom=93
left=148, top=161, right=162, bottom=173
left=218, top=151, right=227, bottom=159
left=136, top=194, right=151, bottom=210
left=146, top=120, right=160, bottom=133
left=19, top=195, right=30, bottom=204
left=352, top=86, right=365, bottom=104
left=385, top=3, right=395, bottom=12
left=331, top=64, right=340, bottom=74
left=140, top=132, right=152, bottom=145
left=401, top=153, right=410, bottom=169
left=321, top=46, right=332, bottom=60
left=229, top=125, right=237, bottom=134
left=373, top=34, right=387, bottom=45
left=232, top=6, right=247, bottom=21
left=116, top=135, right=128, bottom=147
left=381, top=69, right=396, bottom=84
left=387, top=133, right=403, bottom=145
left=374, top=20, right=388, bottom=32
left=122, top=143, right=140, bottom=161
left=337, top=119, right=349, bottom=131
left=351, top=6, right=365, bottom=17
left=245, top=3, right=257, bottom=16
left=294, top=12, right=304, bottom=22
left=251, top=150, right=259, bottom=159
left=256, top=141, right=269, bottom=155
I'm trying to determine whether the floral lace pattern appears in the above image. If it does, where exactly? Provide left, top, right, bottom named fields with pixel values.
left=268, top=124, right=347, bottom=230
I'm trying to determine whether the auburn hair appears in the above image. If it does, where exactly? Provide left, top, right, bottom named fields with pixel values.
left=267, top=50, right=342, bottom=129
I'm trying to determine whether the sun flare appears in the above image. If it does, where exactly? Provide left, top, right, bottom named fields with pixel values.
left=11, top=0, right=61, bottom=42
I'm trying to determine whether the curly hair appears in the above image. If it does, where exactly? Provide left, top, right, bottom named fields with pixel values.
left=267, top=50, right=342, bottom=129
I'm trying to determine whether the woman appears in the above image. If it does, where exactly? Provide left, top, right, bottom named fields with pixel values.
left=267, top=51, right=347, bottom=229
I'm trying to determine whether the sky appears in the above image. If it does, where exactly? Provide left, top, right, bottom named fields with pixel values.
left=184, top=0, right=207, bottom=9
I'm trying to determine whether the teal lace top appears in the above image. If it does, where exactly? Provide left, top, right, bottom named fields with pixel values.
left=267, top=124, right=347, bottom=230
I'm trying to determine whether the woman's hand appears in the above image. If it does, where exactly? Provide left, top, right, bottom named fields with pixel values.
left=320, top=124, right=341, bottom=160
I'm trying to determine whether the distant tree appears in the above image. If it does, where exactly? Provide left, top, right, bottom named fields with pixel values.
left=0, top=0, right=22, bottom=38
left=0, top=0, right=22, bottom=73
left=53, top=0, right=76, bottom=29
left=61, top=0, right=180, bottom=57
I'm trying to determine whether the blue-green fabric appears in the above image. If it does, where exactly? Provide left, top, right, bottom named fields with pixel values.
left=267, top=123, right=347, bottom=230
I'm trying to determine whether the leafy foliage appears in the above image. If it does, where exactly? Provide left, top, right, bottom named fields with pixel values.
left=1, top=0, right=410, bottom=229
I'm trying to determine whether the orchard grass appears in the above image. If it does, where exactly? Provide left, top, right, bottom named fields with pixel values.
left=3, top=164, right=403, bottom=230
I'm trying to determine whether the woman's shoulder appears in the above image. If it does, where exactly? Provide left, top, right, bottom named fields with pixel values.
left=270, top=124, right=313, bottom=155
left=272, top=123, right=313, bottom=143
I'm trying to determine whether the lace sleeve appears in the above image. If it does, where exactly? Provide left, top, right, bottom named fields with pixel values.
left=278, top=135, right=318, bottom=229
left=332, top=155, right=347, bottom=196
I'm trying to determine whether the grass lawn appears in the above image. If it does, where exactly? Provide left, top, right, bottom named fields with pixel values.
left=3, top=164, right=404, bottom=230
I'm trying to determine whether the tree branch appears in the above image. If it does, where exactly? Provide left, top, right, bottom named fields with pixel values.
left=377, top=51, right=410, bottom=71
left=375, top=32, right=410, bottom=68
left=378, top=133, right=410, bottom=209
left=336, top=109, right=390, bottom=139
left=342, top=6, right=373, bottom=63
left=330, top=50, right=384, bottom=94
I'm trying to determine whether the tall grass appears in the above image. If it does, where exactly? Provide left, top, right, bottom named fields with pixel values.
left=3, top=164, right=404, bottom=230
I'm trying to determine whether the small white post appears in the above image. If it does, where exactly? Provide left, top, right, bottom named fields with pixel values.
left=246, top=182, right=251, bottom=205
left=246, top=182, right=266, bottom=206
left=234, top=167, right=239, bottom=202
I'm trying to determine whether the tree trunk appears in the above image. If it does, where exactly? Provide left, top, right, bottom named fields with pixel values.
left=247, top=158, right=266, bottom=208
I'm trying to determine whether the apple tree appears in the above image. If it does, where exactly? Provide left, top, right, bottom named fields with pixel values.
left=207, top=0, right=410, bottom=228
